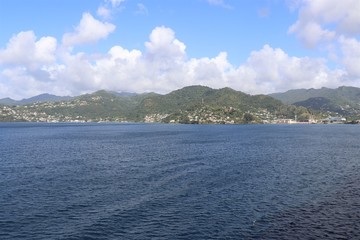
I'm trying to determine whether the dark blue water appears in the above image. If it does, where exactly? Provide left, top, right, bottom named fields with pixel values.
left=0, top=123, right=359, bottom=239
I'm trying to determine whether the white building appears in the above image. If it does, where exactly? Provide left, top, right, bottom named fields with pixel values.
left=322, top=116, right=346, bottom=123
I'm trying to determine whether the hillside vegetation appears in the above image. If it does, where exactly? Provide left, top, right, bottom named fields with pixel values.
left=270, top=86, right=360, bottom=118
left=0, top=85, right=311, bottom=123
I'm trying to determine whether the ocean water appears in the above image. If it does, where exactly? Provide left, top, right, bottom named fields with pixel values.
left=0, top=123, right=359, bottom=239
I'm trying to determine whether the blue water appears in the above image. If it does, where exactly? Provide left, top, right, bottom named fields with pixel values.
left=0, top=123, right=359, bottom=239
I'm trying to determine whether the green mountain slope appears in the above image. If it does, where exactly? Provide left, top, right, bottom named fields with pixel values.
left=138, top=86, right=282, bottom=113
left=292, top=97, right=346, bottom=114
left=24, top=90, right=157, bottom=122
left=269, top=86, right=360, bottom=117
left=0, top=94, right=72, bottom=106
left=1, top=86, right=312, bottom=123
left=134, top=86, right=310, bottom=123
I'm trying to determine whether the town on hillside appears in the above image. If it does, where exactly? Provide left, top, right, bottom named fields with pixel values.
left=1, top=86, right=360, bottom=124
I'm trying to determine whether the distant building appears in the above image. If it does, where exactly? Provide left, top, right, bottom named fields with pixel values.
left=321, top=116, right=346, bottom=124
left=272, top=119, right=297, bottom=124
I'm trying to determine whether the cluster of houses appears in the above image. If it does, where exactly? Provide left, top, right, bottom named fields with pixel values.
left=321, top=116, right=347, bottom=124
left=271, top=116, right=347, bottom=124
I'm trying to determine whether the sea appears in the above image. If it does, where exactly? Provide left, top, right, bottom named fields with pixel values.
left=0, top=122, right=359, bottom=239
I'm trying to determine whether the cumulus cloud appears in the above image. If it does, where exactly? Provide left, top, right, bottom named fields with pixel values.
left=0, top=31, right=63, bottom=98
left=240, top=45, right=345, bottom=93
left=1, top=67, right=61, bottom=99
left=339, top=36, right=360, bottom=78
left=288, top=0, right=360, bottom=87
left=0, top=25, right=351, bottom=99
left=289, top=0, right=360, bottom=47
left=289, top=21, right=335, bottom=48
left=0, top=31, right=57, bottom=68
left=145, top=26, right=186, bottom=63
left=62, top=13, right=115, bottom=47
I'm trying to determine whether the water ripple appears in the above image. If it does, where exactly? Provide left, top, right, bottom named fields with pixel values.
left=1, top=123, right=360, bottom=239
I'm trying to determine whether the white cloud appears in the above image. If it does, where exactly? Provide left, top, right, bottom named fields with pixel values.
left=288, top=0, right=360, bottom=88
left=289, top=21, right=335, bottom=48
left=0, top=26, right=351, bottom=99
left=1, top=66, right=66, bottom=99
left=239, top=45, right=344, bottom=93
left=97, top=6, right=112, bottom=19
left=109, top=46, right=142, bottom=64
left=339, top=36, right=360, bottom=78
left=145, top=26, right=186, bottom=63
left=35, top=37, right=58, bottom=64
left=62, top=13, right=115, bottom=47
left=90, top=46, right=143, bottom=90
left=289, top=0, right=360, bottom=47
left=0, top=31, right=57, bottom=69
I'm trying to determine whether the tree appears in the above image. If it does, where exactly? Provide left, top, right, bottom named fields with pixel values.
left=243, top=113, right=255, bottom=123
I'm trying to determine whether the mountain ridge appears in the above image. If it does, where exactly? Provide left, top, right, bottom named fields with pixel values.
left=0, top=85, right=312, bottom=123
left=0, top=93, right=73, bottom=106
left=2, top=85, right=360, bottom=107
left=270, top=86, right=360, bottom=117
left=269, top=86, right=360, bottom=104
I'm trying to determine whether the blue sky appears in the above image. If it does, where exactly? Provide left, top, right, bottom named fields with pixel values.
left=1, top=0, right=360, bottom=99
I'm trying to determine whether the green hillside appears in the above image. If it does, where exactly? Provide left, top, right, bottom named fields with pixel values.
left=1, top=85, right=312, bottom=123
left=270, top=86, right=360, bottom=117
left=293, top=97, right=345, bottom=114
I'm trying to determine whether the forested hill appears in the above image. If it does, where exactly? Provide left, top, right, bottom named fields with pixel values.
left=1, top=85, right=312, bottom=123
left=269, top=86, right=360, bottom=117
left=0, top=94, right=72, bottom=106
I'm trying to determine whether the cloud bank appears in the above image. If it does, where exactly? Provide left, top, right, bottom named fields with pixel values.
left=289, top=0, right=360, bottom=48
left=288, top=0, right=360, bottom=83
left=0, top=0, right=359, bottom=99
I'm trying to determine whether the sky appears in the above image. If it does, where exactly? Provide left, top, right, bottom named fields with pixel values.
left=1, top=0, right=360, bottom=99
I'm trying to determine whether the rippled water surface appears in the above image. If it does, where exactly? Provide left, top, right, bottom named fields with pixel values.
left=1, top=123, right=359, bottom=239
